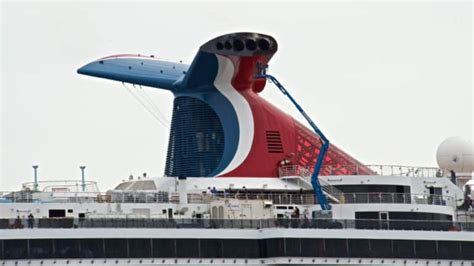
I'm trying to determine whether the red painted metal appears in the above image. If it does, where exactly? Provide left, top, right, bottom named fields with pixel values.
left=219, top=54, right=372, bottom=178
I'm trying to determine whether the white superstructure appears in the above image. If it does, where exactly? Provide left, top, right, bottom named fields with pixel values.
left=1, top=163, right=473, bottom=265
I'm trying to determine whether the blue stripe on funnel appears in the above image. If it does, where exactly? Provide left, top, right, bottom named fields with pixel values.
left=174, top=52, right=240, bottom=176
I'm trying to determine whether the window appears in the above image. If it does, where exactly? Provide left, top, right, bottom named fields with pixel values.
left=79, top=239, right=104, bottom=258
left=128, top=239, right=151, bottom=258
left=104, top=239, right=127, bottom=258
left=393, top=240, right=415, bottom=258
left=300, top=238, right=324, bottom=257
left=176, top=239, right=199, bottom=258
left=264, top=238, right=284, bottom=258
left=389, top=212, right=452, bottom=221
left=200, top=239, right=223, bottom=258
left=348, top=239, right=370, bottom=257
left=49, top=209, right=66, bottom=218
left=355, top=212, right=380, bottom=230
left=4, top=240, right=27, bottom=260
left=0, top=219, right=9, bottom=229
left=55, top=239, right=80, bottom=258
left=369, top=240, right=392, bottom=258
left=223, top=239, right=259, bottom=258
left=461, top=241, right=474, bottom=260
left=356, top=212, right=453, bottom=230
left=438, top=241, right=460, bottom=259
left=0, top=237, right=469, bottom=260
left=415, top=240, right=437, bottom=259
left=324, top=239, right=348, bottom=257
left=30, top=239, right=53, bottom=258
left=335, top=185, right=410, bottom=194
left=285, top=238, right=301, bottom=257
left=152, top=239, right=175, bottom=258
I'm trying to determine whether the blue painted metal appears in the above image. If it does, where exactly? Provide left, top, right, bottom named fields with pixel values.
left=78, top=52, right=242, bottom=178
left=256, top=67, right=331, bottom=210
left=165, top=96, right=225, bottom=177
left=77, top=57, right=189, bottom=91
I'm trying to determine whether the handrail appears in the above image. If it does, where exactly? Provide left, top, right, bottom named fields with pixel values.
left=0, top=191, right=456, bottom=207
left=331, top=192, right=456, bottom=207
left=278, top=165, right=344, bottom=198
left=365, top=165, right=441, bottom=177
left=279, top=164, right=442, bottom=178
left=21, top=180, right=100, bottom=193
left=2, top=217, right=472, bottom=232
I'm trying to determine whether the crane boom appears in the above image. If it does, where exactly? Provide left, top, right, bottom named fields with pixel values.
left=256, top=67, right=331, bottom=210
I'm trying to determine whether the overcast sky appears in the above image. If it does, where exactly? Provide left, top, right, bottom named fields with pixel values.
left=1, top=1, right=472, bottom=191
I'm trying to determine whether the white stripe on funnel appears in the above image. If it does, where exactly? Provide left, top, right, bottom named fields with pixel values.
left=213, top=55, right=254, bottom=176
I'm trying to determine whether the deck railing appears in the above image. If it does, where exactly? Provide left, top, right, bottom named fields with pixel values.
left=0, top=191, right=457, bottom=207
left=278, top=165, right=344, bottom=199
left=332, top=192, right=456, bottom=207
left=279, top=164, right=442, bottom=178
left=364, top=165, right=441, bottom=177
left=1, top=217, right=472, bottom=232
left=21, top=180, right=100, bottom=193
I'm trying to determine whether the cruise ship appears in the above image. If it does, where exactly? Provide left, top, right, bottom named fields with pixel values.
left=1, top=32, right=473, bottom=265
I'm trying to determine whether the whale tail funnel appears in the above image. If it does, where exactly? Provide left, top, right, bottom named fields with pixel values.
left=78, top=32, right=372, bottom=178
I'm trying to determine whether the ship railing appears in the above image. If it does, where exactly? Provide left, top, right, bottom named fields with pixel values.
left=0, top=191, right=456, bottom=207
left=279, top=165, right=312, bottom=177
left=21, top=180, right=100, bottom=193
left=202, top=192, right=456, bottom=207
left=331, top=192, right=456, bottom=207
left=0, top=191, right=169, bottom=204
left=363, top=165, right=442, bottom=178
left=1, top=217, right=472, bottom=232
left=202, top=192, right=316, bottom=205
left=279, top=164, right=442, bottom=178
left=278, top=165, right=344, bottom=201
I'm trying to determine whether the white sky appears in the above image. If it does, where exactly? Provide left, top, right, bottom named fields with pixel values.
left=1, top=1, right=472, bottom=191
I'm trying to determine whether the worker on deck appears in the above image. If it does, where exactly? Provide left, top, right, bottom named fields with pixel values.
left=27, top=213, right=34, bottom=229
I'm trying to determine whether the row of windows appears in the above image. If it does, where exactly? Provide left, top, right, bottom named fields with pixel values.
left=1, top=238, right=473, bottom=260
left=335, top=185, right=410, bottom=194
left=355, top=212, right=453, bottom=221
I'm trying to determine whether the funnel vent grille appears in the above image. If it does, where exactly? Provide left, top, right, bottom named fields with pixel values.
left=266, top=131, right=284, bottom=153
left=165, top=97, right=224, bottom=177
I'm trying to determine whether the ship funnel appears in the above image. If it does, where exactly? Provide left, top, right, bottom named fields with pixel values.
left=78, top=32, right=370, bottom=179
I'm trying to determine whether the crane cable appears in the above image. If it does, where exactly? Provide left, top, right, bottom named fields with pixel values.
left=136, top=84, right=171, bottom=127
left=122, top=82, right=170, bottom=128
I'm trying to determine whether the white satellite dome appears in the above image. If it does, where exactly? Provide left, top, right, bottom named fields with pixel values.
left=436, top=136, right=474, bottom=174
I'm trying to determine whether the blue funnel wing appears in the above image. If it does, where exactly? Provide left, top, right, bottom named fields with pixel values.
left=77, top=54, right=189, bottom=91
left=179, top=51, right=219, bottom=90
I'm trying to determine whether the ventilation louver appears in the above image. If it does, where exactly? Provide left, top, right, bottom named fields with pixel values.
left=266, top=131, right=284, bottom=153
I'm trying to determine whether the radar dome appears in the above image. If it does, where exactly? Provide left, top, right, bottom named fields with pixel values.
left=436, top=136, right=474, bottom=174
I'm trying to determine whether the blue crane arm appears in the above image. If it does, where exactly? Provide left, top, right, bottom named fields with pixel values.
left=256, top=69, right=331, bottom=210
